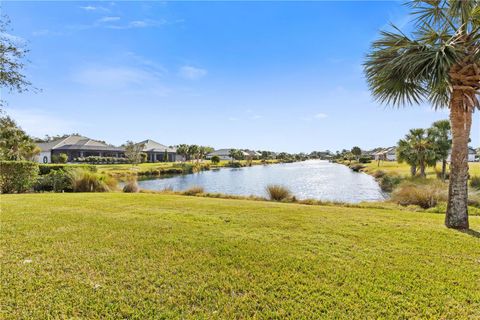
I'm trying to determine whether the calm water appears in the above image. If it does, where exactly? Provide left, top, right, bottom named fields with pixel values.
left=137, top=160, right=386, bottom=203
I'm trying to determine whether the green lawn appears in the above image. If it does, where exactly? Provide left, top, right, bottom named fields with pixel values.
left=1, top=193, right=480, bottom=318
left=95, top=159, right=278, bottom=176
left=363, top=161, right=480, bottom=178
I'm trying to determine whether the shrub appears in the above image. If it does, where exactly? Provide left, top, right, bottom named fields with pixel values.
left=211, top=155, right=220, bottom=164
left=266, top=184, right=291, bottom=201
left=391, top=181, right=447, bottom=209
left=140, top=153, right=148, bottom=163
left=470, top=176, right=480, bottom=190
left=182, top=186, right=204, bottom=196
left=39, top=164, right=97, bottom=175
left=123, top=178, right=139, bottom=193
left=34, top=169, right=73, bottom=192
left=359, top=156, right=372, bottom=163
left=379, top=175, right=402, bottom=192
left=58, top=153, right=68, bottom=163
left=70, top=169, right=117, bottom=192
left=350, top=164, right=365, bottom=172
left=372, top=170, right=386, bottom=179
left=0, top=161, right=39, bottom=193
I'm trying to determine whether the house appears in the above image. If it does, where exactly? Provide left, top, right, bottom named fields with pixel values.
left=447, top=147, right=477, bottom=162
left=373, top=147, right=397, bottom=161
left=244, top=150, right=261, bottom=159
left=206, top=149, right=250, bottom=161
left=138, top=139, right=179, bottom=162
left=35, top=135, right=125, bottom=163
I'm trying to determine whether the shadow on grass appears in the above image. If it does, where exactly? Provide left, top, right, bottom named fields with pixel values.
left=458, top=229, right=480, bottom=239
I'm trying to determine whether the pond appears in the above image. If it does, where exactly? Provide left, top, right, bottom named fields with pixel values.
left=137, top=160, right=386, bottom=203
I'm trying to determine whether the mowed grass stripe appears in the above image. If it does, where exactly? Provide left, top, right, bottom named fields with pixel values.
left=1, top=193, right=479, bottom=319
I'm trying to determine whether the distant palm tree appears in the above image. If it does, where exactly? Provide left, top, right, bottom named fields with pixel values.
left=229, top=149, right=237, bottom=163
left=176, top=144, right=189, bottom=162
left=397, top=129, right=436, bottom=178
left=428, top=120, right=452, bottom=181
left=365, top=1, right=479, bottom=229
left=188, top=145, right=199, bottom=162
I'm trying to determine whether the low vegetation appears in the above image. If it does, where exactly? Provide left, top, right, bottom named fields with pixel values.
left=392, top=180, right=448, bottom=209
left=182, top=186, right=204, bottom=196
left=122, top=178, right=139, bottom=193
left=266, top=184, right=292, bottom=201
left=1, top=193, right=479, bottom=318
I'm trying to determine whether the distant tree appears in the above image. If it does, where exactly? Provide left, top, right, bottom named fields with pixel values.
left=176, top=144, right=189, bottom=162
left=229, top=149, right=237, bottom=163
left=211, top=155, right=220, bottom=165
left=351, top=146, right=362, bottom=161
left=163, top=149, right=169, bottom=162
left=124, top=141, right=145, bottom=166
left=0, top=15, right=36, bottom=106
left=428, top=120, right=452, bottom=181
left=397, top=139, right=418, bottom=177
left=0, top=114, right=39, bottom=160
left=397, top=129, right=436, bottom=178
left=188, top=145, right=199, bottom=162
left=198, top=146, right=214, bottom=162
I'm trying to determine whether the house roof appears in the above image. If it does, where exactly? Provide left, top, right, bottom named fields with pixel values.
left=208, top=149, right=250, bottom=157
left=37, top=135, right=124, bottom=152
left=138, top=139, right=176, bottom=153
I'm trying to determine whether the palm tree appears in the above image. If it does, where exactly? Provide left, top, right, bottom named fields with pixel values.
left=428, top=120, right=452, bottom=181
left=176, top=144, right=189, bottom=162
left=229, top=149, right=237, bottom=163
left=364, top=0, right=479, bottom=229
left=397, top=129, right=436, bottom=178
left=397, top=139, right=418, bottom=177
left=188, top=145, right=199, bottom=162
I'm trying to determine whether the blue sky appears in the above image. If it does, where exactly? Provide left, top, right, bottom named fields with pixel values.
left=3, top=1, right=479, bottom=152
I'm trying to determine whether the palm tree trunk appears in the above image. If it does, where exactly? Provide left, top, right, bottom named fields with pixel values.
left=441, top=159, right=447, bottom=181
left=419, top=161, right=426, bottom=178
left=410, top=165, right=416, bottom=177
left=445, top=90, right=472, bottom=229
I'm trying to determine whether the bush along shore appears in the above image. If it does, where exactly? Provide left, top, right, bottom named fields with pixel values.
left=336, top=159, right=480, bottom=215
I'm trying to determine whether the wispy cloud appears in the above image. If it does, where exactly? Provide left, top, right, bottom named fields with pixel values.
left=314, top=113, right=328, bottom=119
left=98, top=16, right=121, bottom=23
left=178, top=66, right=207, bottom=80
left=80, top=5, right=110, bottom=12
left=4, top=108, right=79, bottom=138
left=32, top=29, right=63, bottom=37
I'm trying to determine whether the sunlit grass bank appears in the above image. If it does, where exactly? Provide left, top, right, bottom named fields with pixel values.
left=363, top=161, right=480, bottom=178
left=1, top=193, right=479, bottom=319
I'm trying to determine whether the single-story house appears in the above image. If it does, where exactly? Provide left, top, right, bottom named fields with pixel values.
left=36, top=135, right=125, bottom=163
left=447, top=147, right=477, bottom=162
left=373, top=147, right=397, bottom=161
left=139, top=139, right=180, bottom=162
left=206, top=149, right=250, bottom=161
left=244, top=150, right=261, bottom=158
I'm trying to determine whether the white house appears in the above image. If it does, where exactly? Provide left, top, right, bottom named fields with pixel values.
left=374, top=147, right=396, bottom=162
left=447, top=147, right=477, bottom=162
left=206, top=149, right=250, bottom=161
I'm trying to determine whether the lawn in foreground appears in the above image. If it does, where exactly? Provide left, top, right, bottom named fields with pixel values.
left=1, top=193, right=479, bottom=319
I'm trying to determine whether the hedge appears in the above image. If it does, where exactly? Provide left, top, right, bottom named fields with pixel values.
left=39, top=164, right=97, bottom=175
left=0, top=161, right=39, bottom=193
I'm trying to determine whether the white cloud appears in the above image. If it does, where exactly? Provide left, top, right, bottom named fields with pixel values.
left=80, top=5, right=109, bottom=12
left=107, top=19, right=167, bottom=30
left=4, top=108, right=79, bottom=138
left=71, top=66, right=170, bottom=96
left=178, top=66, right=207, bottom=80
left=314, top=113, right=328, bottom=119
left=98, top=16, right=121, bottom=23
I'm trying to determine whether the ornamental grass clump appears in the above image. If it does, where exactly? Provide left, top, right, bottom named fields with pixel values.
left=70, top=169, right=117, bottom=192
left=391, top=180, right=447, bottom=209
left=182, top=186, right=204, bottom=196
left=266, top=184, right=291, bottom=201
left=123, top=178, right=139, bottom=193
